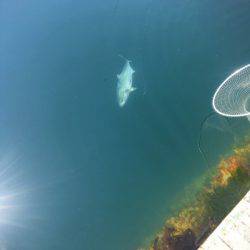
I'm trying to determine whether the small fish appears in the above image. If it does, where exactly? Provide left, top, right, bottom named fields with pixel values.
left=116, top=55, right=137, bottom=107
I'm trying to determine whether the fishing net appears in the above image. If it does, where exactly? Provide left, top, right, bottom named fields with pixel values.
left=212, top=64, right=250, bottom=119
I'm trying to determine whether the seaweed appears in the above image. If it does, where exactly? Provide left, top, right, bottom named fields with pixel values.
left=149, top=137, right=250, bottom=250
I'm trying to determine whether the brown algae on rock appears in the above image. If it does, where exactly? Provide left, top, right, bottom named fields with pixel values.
left=148, top=137, right=250, bottom=250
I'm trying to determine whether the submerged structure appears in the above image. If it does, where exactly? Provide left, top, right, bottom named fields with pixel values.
left=212, top=64, right=250, bottom=121
left=116, top=57, right=136, bottom=107
left=148, top=135, right=250, bottom=250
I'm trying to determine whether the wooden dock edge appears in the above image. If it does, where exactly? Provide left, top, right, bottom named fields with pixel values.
left=198, top=190, right=250, bottom=250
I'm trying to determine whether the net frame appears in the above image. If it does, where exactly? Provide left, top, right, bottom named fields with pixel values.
left=212, top=64, right=250, bottom=118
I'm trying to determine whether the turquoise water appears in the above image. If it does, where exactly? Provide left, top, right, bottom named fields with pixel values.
left=0, top=1, right=250, bottom=249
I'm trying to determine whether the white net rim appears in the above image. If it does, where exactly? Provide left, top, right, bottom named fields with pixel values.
left=212, top=64, right=250, bottom=117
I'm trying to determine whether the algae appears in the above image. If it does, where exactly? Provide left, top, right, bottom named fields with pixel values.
left=148, top=136, right=250, bottom=250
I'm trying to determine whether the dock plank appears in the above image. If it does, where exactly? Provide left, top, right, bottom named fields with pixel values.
left=199, top=190, right=250, bottom=250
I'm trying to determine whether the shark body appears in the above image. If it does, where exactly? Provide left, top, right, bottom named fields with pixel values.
left=116, top=59, right=136, bottom=107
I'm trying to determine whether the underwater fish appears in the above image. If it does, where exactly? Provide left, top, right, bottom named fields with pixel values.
left=116, top=55, right=136, bottom=107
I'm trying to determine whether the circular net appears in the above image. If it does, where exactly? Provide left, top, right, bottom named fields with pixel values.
left=212, top=64, right=250, bottom=117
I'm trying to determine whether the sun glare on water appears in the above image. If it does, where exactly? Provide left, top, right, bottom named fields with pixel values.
left=0, top=151, right=35, bottom=248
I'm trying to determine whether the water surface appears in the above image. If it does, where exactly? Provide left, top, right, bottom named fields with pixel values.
left=1, top=1, right=250, bottom=249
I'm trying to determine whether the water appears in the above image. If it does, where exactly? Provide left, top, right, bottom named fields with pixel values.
left=0, top=1, right=250, bottom=249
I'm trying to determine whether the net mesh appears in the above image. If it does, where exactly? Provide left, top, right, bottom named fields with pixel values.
left=212, top=64, right=250, bottom=117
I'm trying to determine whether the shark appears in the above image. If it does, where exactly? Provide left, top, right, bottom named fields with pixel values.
left=116, top=56, right=136, bottom=107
